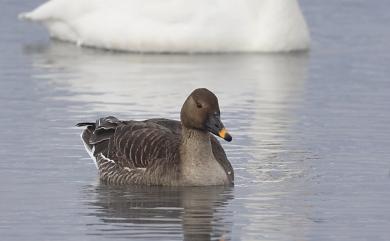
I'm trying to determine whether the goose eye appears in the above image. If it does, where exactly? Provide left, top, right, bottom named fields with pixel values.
left=196, top=102, right=203, bottom=108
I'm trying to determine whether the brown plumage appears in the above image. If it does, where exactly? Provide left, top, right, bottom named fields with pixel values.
left=77, top=88, right=234, bottom=186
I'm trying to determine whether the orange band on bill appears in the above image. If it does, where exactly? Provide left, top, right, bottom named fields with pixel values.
left=219, top=128, right=227, bottom=138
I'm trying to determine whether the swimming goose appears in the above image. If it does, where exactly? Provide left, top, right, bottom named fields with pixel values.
left=20, top=0, right=310, bottom=52
left=77, top=88, right=234, bottom=186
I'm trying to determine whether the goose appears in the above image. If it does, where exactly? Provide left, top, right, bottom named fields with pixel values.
left=20, top=0, right=310, bottom=53
left=77, top=88, right=234, bottom=186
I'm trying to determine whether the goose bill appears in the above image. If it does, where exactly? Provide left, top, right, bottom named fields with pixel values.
left=206, top=115, right=232, bottom=142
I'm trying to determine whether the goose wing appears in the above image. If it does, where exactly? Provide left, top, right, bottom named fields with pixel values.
left=78, top=116, right=180, bottom=170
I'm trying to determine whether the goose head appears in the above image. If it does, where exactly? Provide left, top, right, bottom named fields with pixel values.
left=180, top=88, right=232, bottom=142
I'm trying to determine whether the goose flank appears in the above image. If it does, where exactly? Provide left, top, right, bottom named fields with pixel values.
left=77, top=88, right=234, bottom=186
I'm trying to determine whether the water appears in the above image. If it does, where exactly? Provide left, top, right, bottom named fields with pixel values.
left=1, top=0, right=390, bottom=240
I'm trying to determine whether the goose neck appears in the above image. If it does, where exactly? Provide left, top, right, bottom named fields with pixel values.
left=180, top=126, right=212, bottom=153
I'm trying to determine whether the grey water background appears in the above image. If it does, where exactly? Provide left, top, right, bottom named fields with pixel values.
left=1, top=0, right=390, bottom=240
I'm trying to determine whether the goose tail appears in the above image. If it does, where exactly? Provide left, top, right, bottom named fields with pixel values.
left=76, top=121, right=97, bottom=168
left=18, top=11, right=33, bottom=21
left=76, top=122, right=96, bottom=127
left=18, top=0, right=57, bottom=22
left=76, top=117, right=120, bottom=169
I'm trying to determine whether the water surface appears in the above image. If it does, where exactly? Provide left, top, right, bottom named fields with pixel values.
left=1, top=0, right=390, bottom=240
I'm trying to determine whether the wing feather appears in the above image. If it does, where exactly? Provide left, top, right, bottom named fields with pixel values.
left=111, top=123, right=179, bottom=169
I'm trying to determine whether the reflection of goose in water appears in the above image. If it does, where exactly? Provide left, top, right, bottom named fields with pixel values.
left=248, top=53, right=309, bottom=183
left=24, top=41, right=308, bottom=114
left=20, top=0, right=310, bottom=53
left=83, top=184, right=233, bottom=240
